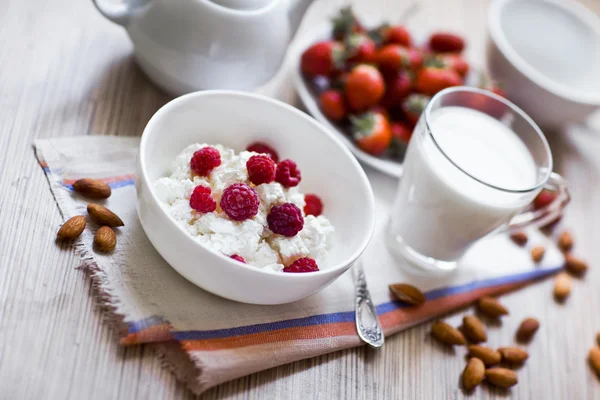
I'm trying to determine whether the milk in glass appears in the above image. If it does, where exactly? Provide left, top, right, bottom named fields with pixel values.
left=389, top=106, right=538, bottom=263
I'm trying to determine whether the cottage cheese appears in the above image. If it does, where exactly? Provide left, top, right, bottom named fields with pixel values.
left=154, top=144, right=335, bottom=271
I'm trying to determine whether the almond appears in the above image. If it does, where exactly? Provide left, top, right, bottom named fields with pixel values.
left=589, top=347, right=600, bottom=378
left=531, top=246, right=545, bottom=263
left=87, top=204, right=124, bottom=227
left=468, top=345, right=501, bottom=366
left=509, top=232, right=528, bottom=246
left=477, top=296, right=508, bottom=318
left=389, top=283, right=426, bottom=306
left=485, top=368, right=518, bottom=388
left=553, top=272, right=572, bottom=301
left=462, top=357, right=485, bottom=391
left=498, top=347, right=529, bottom=364
left=462, top=315, right=487, bottom=343
left=56, top=216, right=86, bottom=240
left=557, top=231, right=573, bottom=252
left=564, top=254, right=588, bottom=276
left=73, top=178, right=111, bottom=199
left=516, top=317, right=540, bottom=342
left=94, top=226, right=116, bottom=252
left=431, top=321, right=466, bottom=345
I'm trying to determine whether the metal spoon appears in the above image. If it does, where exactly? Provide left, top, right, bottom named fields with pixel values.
left=354, top=262, right=384, bottom=348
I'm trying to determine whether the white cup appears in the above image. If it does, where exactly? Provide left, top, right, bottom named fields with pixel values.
left=387, top=87, right=569, bottom=272
left=487, top=0, right=600, bottom=130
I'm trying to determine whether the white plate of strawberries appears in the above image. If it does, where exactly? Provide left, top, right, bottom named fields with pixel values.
left=292, top=7, right=503, bottom=178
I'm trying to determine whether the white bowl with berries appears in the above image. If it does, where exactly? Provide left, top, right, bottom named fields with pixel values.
left=136, top=91, right=375, bottom=304
left=291, top=8, right=492, bottom=178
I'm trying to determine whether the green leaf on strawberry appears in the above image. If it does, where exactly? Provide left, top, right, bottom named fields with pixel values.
left=403, top=94, right=430, bottom=115
left=349, top=111, right=392, bottom=155
left=331, top=45, right=347, bottom=70
left=332, top=6, right=362, bottom=41
left=349, top=112, right=377, bottom=138
left=366, top=23, right=390, bottom=47
left=423, top=55, right=446, bottom=69
left=344, top=33, right=363, bottom=54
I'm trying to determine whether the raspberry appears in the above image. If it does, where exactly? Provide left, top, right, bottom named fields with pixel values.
left=189, top=185, right=216, bottom=213
left=304, top=194, right=323, bottom=216
left=275, top=159, right=301, bottom=188
left=283, top=257, right=319, bottom=273
left=246, top=155, right=276, bottom=185
left=246, top=142, right=280, bottom=163
left=267, top=203, right=304, bottom=237
left=190, top=146, right=221, bottom=176
left=220, top=183, right=260, bottom=221
left=230, top=255, right=245, bottom=263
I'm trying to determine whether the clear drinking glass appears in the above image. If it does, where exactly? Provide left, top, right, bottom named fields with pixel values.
left=387, top=87, right=569, bottom=272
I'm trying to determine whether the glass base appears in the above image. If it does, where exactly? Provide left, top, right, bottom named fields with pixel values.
left=386, top=229, right=459, bottom=274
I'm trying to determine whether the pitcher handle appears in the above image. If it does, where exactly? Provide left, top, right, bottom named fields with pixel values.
left=505, top=172, right=570, bottom=232
left=92, top=0, right=131, bottom=26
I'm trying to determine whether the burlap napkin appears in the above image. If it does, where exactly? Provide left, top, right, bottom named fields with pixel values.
left=34, top=135, right=563, bottom=394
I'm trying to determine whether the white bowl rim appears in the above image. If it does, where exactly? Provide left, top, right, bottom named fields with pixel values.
left=138, top=90, right=376, bottom=280
left=488, top=0, right=600, bottom=105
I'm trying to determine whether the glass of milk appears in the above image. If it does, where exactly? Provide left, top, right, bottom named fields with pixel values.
left=388, top=87, right=569, bottom=272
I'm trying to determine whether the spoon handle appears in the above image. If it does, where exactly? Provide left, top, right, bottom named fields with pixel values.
left=354, top=263, right=384, bottom=348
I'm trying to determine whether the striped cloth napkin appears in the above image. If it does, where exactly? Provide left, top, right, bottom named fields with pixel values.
left=34, top=136, right=564, bottom=394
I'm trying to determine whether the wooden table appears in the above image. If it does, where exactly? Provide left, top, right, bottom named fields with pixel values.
left=1, top=0, right=599, bottom=398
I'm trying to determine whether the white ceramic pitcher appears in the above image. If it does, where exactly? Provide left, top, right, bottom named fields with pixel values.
left=93, top=0, right=314, bottom=95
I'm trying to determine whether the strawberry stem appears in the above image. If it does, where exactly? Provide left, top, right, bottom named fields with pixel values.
left=350, top=112, right=376, bottom=139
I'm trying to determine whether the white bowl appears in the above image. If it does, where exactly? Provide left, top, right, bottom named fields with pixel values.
left=487, top=0, right=600, bottom=130
left=136, top=91, right=375, bottom=305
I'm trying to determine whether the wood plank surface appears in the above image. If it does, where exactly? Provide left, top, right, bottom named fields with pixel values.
left=1, top=0, right=599, bottom=398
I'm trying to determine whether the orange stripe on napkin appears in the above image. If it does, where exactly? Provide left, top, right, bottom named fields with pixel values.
left=181, top=322, right=357, bottom=351
left=178, top=279, right=533, bottom=352
left=120, top=323, right=173, bottom=345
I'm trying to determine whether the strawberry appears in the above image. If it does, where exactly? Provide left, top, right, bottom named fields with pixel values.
left=332, top=6, right=364, bottom=41
left=479, top=78, right=506, bottom=98
left=391, top=122, right=412, bottom=143
left=345, top=64, right=385, bottom=112
left=437, top=53, right=470, bottom=76
left=415, top=66, right=462, bottom=96
left=301, top=41, right=346, bottom=78
left=464, top=77, right=507, bottom=118
left=351, top=111, right=392, bottom=155
left=401, top=94, right=430, bottom=127
left=429, top=32, right=465, bottom=53
left=489, top=86, right=506, bottom=98
left=389, top=122, right=413, bottom=158
left=380, top=70, right=413, bottom=107
left=533, top=189, right=557, bottom=210
left=345, top=33, right=377, bottom=64
left=368, top=24, right=412, bottom=47
left=385, top=25, right=412, bottom=47
left=319, top=90, right=347, bottom=121
left=377, top=45, right=423, bottom=76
